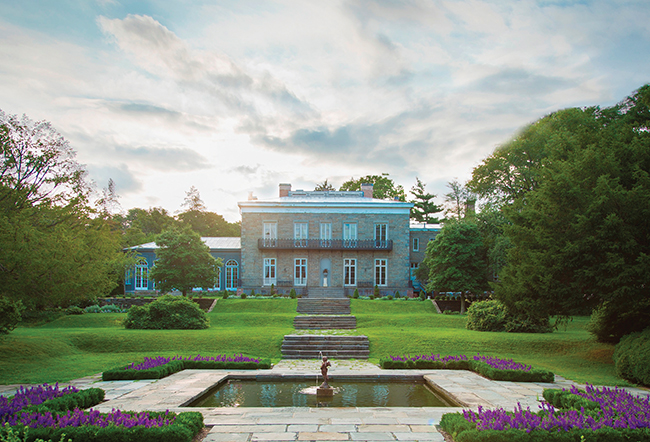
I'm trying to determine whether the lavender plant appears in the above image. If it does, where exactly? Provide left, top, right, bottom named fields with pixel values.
left=125, top=353, right=262, bottom=371
left=0, top=384, right=78, bottom=425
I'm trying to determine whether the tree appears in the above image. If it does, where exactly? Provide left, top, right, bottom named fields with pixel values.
left=98, top=178, right=122, bottom=218
left=409, top=177, right=442, bottom=223
left=443, top=180, right=473, bottom=220
left=339, top=173, right=406, bottom=201
left=177, top=186, right=240, bottom=237
left=469, top=85, right=650, bottom=340
left=0, top=111, right=125, bottom=311
left=423, top=220, right=489, bottom=313
left=314, top=179, right=335, bottom=191
left=149, top=226, right=222, bottom=297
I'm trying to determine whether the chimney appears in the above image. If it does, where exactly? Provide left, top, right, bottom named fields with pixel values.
left=279, top=183, right=291, bottom=197
left=361, top=183, right=373, bottom=199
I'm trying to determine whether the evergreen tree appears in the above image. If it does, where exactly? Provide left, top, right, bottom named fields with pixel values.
left=409, top=177, right=442, bottom=223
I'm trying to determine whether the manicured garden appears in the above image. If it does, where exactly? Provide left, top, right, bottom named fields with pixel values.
left=0, top=298, right=624, bottom=387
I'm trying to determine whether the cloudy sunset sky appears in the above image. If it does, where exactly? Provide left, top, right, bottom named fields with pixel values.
left=1, top=0, right=649, bottom=221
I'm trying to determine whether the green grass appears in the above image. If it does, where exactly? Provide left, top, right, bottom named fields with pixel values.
left=351, top=299, right=623, bottom=386
left=0, top=297, right=625, bottom=387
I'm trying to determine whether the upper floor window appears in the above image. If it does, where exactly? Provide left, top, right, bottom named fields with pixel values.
left=294, top=222, right=308, bottom=247
left=413, top=237, right=420, bottom=252
left=320, top=222, right=332, bottom=247
left=375, top=223, right=388, bottom=247
left=343, top=223, right=357, bottom=248
left=263, top=222, right=277, bottom=247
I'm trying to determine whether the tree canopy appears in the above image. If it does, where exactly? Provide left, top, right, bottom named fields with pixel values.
left=0, top=111, right=125, bottom=310
left=339, top=174, right=406, bottom=201
left=149, top=226, right=222, bottom=297
left=468, top=84, right=650, bottom=341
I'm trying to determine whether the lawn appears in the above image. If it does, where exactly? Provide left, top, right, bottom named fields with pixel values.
left=0, top=298, right=624, bottom=387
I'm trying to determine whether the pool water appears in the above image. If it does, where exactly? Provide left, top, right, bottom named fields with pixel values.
left=188, top=379, right=454, bottom=407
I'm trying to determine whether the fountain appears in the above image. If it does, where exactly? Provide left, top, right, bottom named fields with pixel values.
left=317, top=356, right=333, bottom=397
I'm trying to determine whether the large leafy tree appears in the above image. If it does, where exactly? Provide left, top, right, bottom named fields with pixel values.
left=469, top=85, right=650, bottom=340
left=423, top=220, right=489, bottom=313
left=339, top=173, right=406, bottom=201
left=0, top=111, right=125, bottom=310
left=149, top=226, right=222, bottom=297
left=409, top=177, right=442, bottom=223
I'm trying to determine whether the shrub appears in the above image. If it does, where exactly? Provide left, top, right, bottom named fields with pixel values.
left=352, top=289, right=359, bottom=299
left=466, top=299, right=506, bottom=332
left=222, top=291, right=229, bottom=299
left=387, top=295, right=393, bottom=300
left=374, top=285, right=380, bottom=298
left=289, top=288, right=297, bottom=299
left=65, top=306, right=84, bottom=315
left=504, top=313, right=553, bottom=333
left=241, top=292, right=247, bottom=299
left=123, top=295, right=208, bottom=330
left=614, top=328, right=650, bottom=386
left=394, top=291, right=400, bottom=299
left=419, top=291, right=425, bottom=301
left=0, top=297, right=24, bottom=335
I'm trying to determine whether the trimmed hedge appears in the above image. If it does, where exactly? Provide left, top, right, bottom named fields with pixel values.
left=542, top=388, right=600, bottom=412
left=380, top=358, right=554, bottom=382
left=15, top=411, right=204, bottom=442
left=102, top=360, right=185, bottom=381
left=438, top=415, right=650, bottom=442
left=613, top=327, right=650, bottom=386
left=24, top=388, right=105, bottom=414
left=103, top=359, right=272, bottom=381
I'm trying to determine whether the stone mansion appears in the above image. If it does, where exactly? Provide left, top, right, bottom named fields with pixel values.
left=125, top=183, right=440, bottom=297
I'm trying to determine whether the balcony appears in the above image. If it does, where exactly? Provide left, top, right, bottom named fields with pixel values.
left=258, top=238, right=393, bottom=251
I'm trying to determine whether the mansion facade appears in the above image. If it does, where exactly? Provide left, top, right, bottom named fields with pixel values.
left=125, top=183, right=440, bottom=296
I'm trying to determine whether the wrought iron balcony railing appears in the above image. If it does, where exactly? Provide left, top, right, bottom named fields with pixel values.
left=258, top=238, right=393, bottom=251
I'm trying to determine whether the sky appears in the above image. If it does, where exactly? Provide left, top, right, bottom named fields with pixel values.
left=1, top=0, right=649, bottom=222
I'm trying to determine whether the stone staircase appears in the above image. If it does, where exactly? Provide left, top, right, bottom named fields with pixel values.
left=281, top=335, right=370, bottom=359
left=293, top=315, right=357, bottom=329
left=297, top=298, right=351, bottom=315
left=307, top=288, right=346, bottom=298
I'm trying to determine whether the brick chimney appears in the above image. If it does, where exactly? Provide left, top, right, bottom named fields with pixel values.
left=361, top=183, right=373, bottom=199
left=279, top=183, right=291, bottom=197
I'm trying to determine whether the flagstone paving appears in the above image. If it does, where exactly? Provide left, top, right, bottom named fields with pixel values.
left=2, top=359, right=649, bottom=442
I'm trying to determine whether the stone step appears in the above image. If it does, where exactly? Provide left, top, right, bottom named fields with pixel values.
left=307, top=288, right=346, bottom=299
left=294, top=315, right=357, bottom=329
left=297, top=298, right=350, bottom=315
left=281, top=334, right=369, bottom=359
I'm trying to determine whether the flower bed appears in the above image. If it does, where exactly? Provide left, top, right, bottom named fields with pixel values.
left=380, top=353, right=554, bottom=382
left=103, top=353, right=272, bottom=381
left=440, top=384, right=650, bottom=441
left=0, top=383, right=203, bottom=442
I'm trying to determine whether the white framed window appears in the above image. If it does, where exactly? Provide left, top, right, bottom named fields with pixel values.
left=263, top=222, right=277, bottom=247
left=375, top=223, right=388, bottom=247
left=263, top=258, right=276, bottom=285
left=225, top=260, right=238, bottom=290
left=410, top=262, right=419, bottom=278
left=343, top=223, right=357, bottom=248
left=294, top=258, right=307, bottom=286
left=294, top=222, right=308, bottom=247
left=320, top=222, right=332, bottom=247
left=375, top=259, right=387, bottom=287
left=413, top=237, right=420, bottom=252
left=135, top=258, right=148, bottom=290
left=344, top=258, right=357, bottom=286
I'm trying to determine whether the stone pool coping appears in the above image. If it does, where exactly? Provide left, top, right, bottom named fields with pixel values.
left=3, top=360, right=650, bottom=442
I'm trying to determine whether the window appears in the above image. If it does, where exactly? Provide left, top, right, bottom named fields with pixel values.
left=410, top=262, right=419, bottom=278
left=124, top=267, right=133, bottom=286
left=375, top=259, right=387, bottom=287
left=263, top=258, right=276, bottom=285
left=225, top=260, right=238, bottom=290
left=343, top=223, right=357, bottom=248
left=294, top=258, right=307, bottom=286
left=294, top=222, right=308, bottom=247
left=344, top=258, right=356, bottom=286
left=263, top=222, right=277, bottom=247
left=320, top=222, right=332, bottom=247
left=375, top=223, right=388, bottom=247
left=135, top=258, right=148, bottom=290
left=413, top=237, right=419, bottom=252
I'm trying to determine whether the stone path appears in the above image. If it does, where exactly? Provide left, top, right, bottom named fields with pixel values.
left=2, top=360, right=649, bottom=442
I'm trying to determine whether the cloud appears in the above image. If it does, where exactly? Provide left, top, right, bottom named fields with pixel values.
left=112, top=144, right=211, bottom=172
left=86, top=163, right=142, bottom=194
